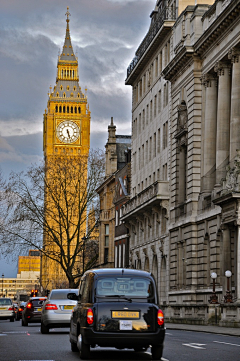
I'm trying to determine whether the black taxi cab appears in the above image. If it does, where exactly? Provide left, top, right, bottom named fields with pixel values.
left=68, top=268, right=165, bottom=360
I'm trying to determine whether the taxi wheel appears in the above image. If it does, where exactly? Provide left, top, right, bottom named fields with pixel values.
left=151, top=345, right=163, bottom=360
left=71, top=341, right=78, bottom=352
left=80, top=340, right=90, bottom=360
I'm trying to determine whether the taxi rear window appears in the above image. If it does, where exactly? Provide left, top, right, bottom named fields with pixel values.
left=96, top=277, right=154, bottom=298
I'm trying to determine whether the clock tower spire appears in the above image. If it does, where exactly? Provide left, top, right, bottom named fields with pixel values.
left=43, top=7, right=90, bottom=158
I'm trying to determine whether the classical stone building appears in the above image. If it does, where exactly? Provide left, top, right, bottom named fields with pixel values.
left=96, top=118, right=131, bottom=268
left=123, top=0, right=240, bottom=325
left=113, top=148, right=131, bottom=268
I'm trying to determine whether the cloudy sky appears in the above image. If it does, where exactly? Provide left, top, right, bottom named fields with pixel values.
left=0, top=0, right=154, bottom=277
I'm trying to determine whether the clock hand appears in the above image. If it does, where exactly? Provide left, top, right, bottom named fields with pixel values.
left=67, top=129, right=70, bottom=138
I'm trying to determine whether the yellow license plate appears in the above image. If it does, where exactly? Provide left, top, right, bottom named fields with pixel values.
left=37, top=308, right=42, bottom=311
left=64, top=305, right=74, bottom=310
left=112, top=311, right=139, bottom=318
left=0, top=307, right=7, bottom=310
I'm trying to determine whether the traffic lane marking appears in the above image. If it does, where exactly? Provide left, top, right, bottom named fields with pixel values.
left=182, top=343, right=206, bottom=349
left=213, top=341, right=240, bottom=347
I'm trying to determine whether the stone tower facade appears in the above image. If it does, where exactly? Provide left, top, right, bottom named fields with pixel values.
left=42, top=8, right=91, bottom=290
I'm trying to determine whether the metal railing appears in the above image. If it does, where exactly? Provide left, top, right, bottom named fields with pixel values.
left=127, top=6, right=177, bottom=78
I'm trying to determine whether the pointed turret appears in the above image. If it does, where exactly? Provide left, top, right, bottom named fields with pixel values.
left=59, top=7, right=77, bottom=63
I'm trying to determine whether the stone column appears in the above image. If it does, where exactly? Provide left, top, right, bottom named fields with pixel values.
left=228, top=48, right=240, bottom=162
left=214, top=61, right=231, bottom=184
left=202, top=74, right=218, bottom=191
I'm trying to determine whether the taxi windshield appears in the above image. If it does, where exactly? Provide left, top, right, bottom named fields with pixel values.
left=96, top=277, right=154, bottom=298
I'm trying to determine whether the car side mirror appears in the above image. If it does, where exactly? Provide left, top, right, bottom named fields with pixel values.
left=67, top=292, right=79, bottom=301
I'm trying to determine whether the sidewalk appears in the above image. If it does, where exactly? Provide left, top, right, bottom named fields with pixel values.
left=165, top=323, right=240, bottom=337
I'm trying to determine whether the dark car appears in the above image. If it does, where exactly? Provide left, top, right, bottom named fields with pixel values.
left=15, top=302, right=26, bottom=320
left=68, top=268, right=165, bottom=360
left=22, top=297, right=47, bottom=326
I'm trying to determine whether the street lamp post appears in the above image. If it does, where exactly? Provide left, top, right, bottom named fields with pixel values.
left=209, top=272, right=218, bottom=304
left=82, top=235, right=87, bottom=274
left=224, top=270, right=233, bottom=303
left=1, top=273, right=4, bottom=297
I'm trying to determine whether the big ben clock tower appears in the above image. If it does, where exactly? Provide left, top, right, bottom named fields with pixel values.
left=43, top=7, right=90, bottom=158
left=42, top=8, right=91, bottom=289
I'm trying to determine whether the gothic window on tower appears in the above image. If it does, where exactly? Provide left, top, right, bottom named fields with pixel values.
left=77, top=93, right=80, bottom=98
left=63, top=93, right=66, bottom=98
left=55, top=106, right=58, bottom=112
left=71, top=106, right=73, bottom=113
left=56, top=92, right=59, bottom=97
left=70, top=93, right=73, bottom=98
left=60, top=85, right=63, bottom=90
left=75, top=106, right=77, bottom=113
left=78, top=107, right=81, bottom=114
left=59, top=106, right=62, bottom=113
left=73, top=86, right=76, bottom=91
left=63, top=106, right=66, bottom=113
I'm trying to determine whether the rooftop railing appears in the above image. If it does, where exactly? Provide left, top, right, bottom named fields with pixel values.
left=127, top=5, right=177, bottom=78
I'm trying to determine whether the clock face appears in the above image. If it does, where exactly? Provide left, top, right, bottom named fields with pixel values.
left=56, top=120, right=80, bottom=144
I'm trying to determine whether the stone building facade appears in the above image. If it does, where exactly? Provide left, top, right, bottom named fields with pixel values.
left=123, top=0, right=240, bottom=325
left=96, top=118, right=131, bottom=268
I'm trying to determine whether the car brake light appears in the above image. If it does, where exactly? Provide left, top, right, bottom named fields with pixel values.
left=157, top=309, right=164, bottom=326
left=45, top=303, right=58, bottom=310
left=8, top=307, right=14, bottom=311
left=86, top=308, right=94, bottom=325
left=26, top=302, right=33, bottom=309
left=19, top=308, right=23, bottom=312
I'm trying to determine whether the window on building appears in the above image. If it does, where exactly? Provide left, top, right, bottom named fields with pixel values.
left=155, top=56, right=158, bottom=78
left=142, top=109, right=145, bottom=130
left=158, top=90, right=161, bottom=113
left=154, top=132, right=156, bottom=158
left=146, top=104, right=149, bottom=125
left=105, top=224, right=109, bottom=247
left=150, top=100, right=153, bottom=121
left=149, top=137, right=152, bottom=161
left=154, top=95, right=157, bottom=118
left=157, top=128, right=161, bottom=153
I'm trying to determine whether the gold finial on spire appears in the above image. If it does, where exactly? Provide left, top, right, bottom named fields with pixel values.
left=65, top=6, right=71, bottom=22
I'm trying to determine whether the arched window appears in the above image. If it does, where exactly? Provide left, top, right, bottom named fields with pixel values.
left=73, top=70, right=75, bottom=78
left=67, top=106, right=69, bottom=113
left=71, top=106, right=73, bottom=113
left=59, top=106, right=62, bottom=113
left=75, top=106, right=77, bottom=113
left=63, top=93, right=66, bottom=98
left=63, top=106, right=65, bottom=113
left=78, top=107, right=81, bottom=114
left=77, top=93, right=80, bottom=98
left=55, top=106, right=58, bottom=113
left=56, top=92, right=59, bottom=97
left=60, top=85, right=63, bottom=91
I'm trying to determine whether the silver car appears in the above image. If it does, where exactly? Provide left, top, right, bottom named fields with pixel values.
left=41, top=289, right=78, bottom=333
left=0, top=298, right=15, bottom=322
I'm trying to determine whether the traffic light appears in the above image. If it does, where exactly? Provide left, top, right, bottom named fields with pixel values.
left=31, top=289, right=38, bottom=297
